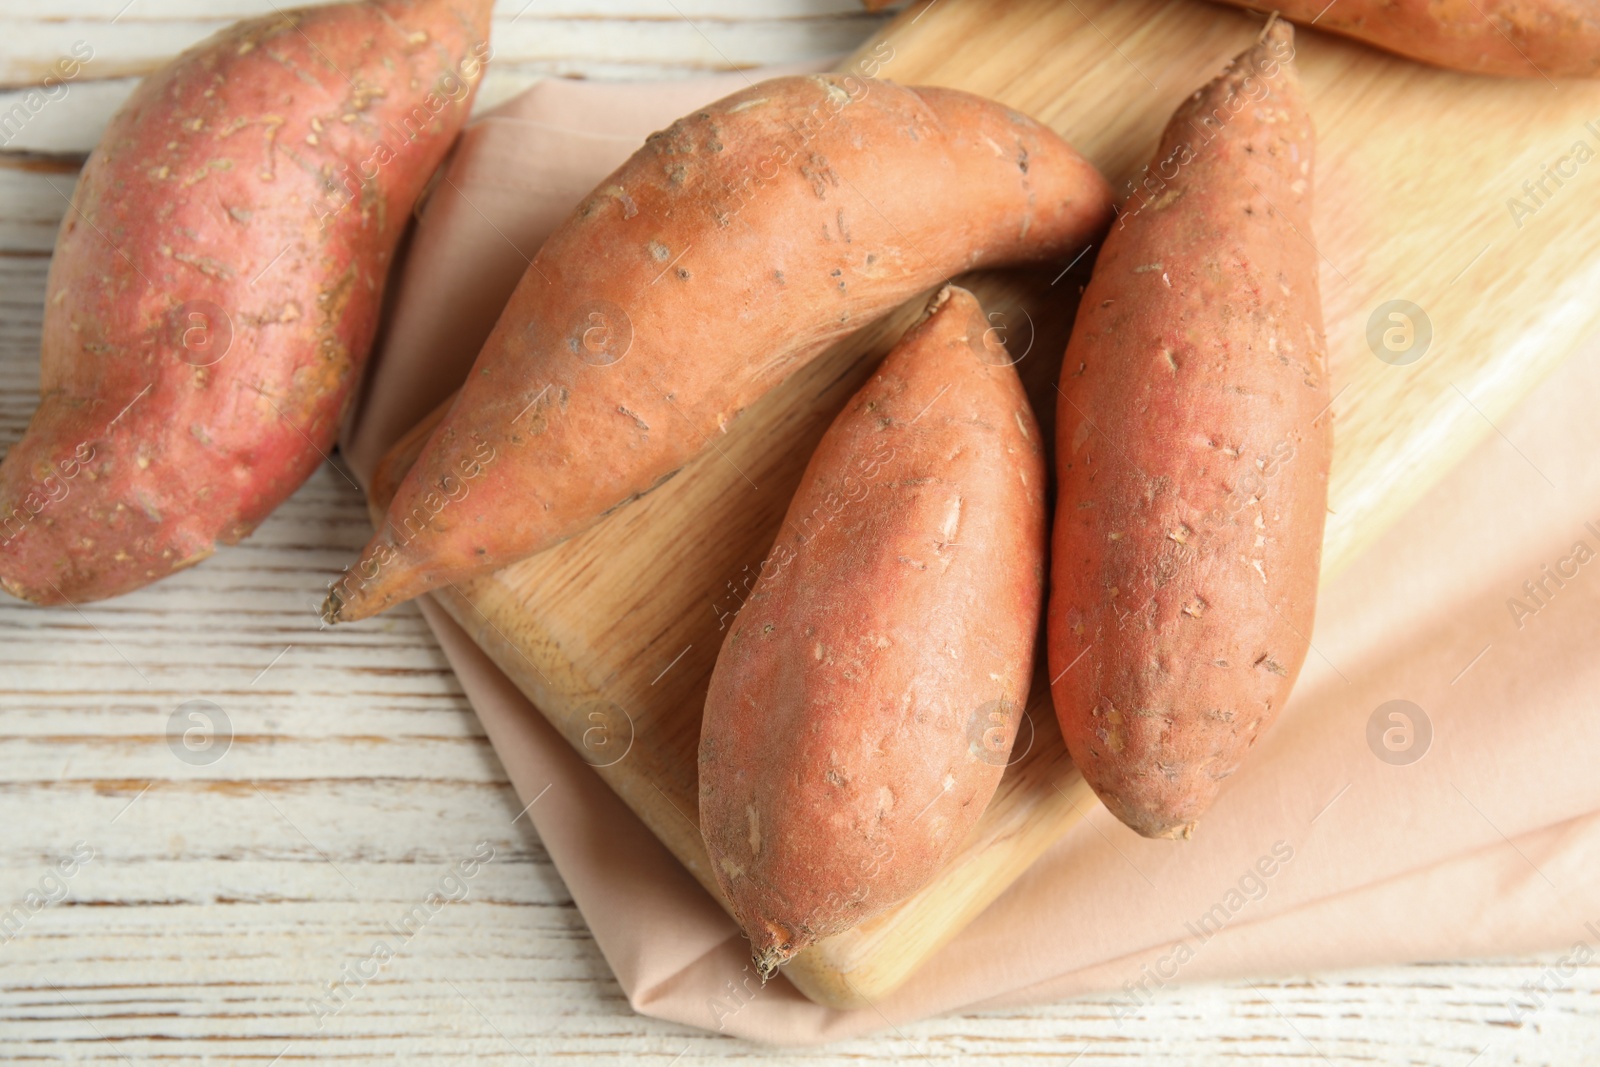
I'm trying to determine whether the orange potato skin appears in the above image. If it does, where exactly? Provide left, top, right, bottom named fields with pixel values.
left=324, top=75, right=1110, bottom=622
left=699, top=286, right=1046, bottom=975
left=0, top=0, right=491, bottom=605
left=1219, top=0, right=1600, bottom=78
left=1047, top=22, right=1330, bottom=839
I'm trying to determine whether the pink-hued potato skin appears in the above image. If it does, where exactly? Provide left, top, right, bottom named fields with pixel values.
left=699, top=286, right=1046, bottom=976
left=323, top=75, right=1111, bottom=622
left=1220, top=0, right=1600, bottom=78
left=0, top=0, right=492, bottom=605
left=1047, top=22, right=1331, bottom=840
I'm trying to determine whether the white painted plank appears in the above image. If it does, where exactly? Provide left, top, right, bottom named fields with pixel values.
left=0, top=166, right=75, bottom=255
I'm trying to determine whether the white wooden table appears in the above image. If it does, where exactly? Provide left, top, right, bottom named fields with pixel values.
left=1, top=3, right=1596, bottom=1063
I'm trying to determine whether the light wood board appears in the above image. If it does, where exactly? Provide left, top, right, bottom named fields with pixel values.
left=369, top=0, right=1600, bottom=1011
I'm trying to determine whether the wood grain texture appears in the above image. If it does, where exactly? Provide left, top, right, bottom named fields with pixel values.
left=367, top=0, right=1600, bottom=1009
left=1, top=1, right=1598, bottom=1061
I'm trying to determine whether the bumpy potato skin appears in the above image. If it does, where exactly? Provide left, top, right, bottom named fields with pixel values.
left=1222, top=0, right=1600, bottom=78
left=699, top=286, right=1046, bottom=976
left=325, top=75, right=1110, bottom=622
left=0, top=0, right=491, bottom=605
left=1048, top=22, right=1329, bottom=840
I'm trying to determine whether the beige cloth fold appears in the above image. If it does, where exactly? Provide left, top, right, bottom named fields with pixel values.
left=340, top=70, right=1600, bottom=1046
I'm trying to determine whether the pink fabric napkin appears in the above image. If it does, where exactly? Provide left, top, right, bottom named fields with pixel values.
left=339, top=70, right=1600, bottom=1045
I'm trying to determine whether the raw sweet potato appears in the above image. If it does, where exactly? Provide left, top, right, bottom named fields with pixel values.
left=699, top=285, right=1045, bottom=976
left=1047, top=21, right=1330, bottom=839
left=0, top=0, right=492, bottom=605
left=1217, top=0, right=1600, bottom=78
left=322, top=74, right=1110, bottom=623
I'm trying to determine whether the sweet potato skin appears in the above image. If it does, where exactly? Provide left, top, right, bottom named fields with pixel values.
left=1220, top=0, right=1600, bottom=78
left=1047, top=22, right=1330, bottom=839
left=0, top=0, right=491, bottom=605
left=699, top=286, right=1046, bottom=975
left=324, top=75, right=1110, bottom=622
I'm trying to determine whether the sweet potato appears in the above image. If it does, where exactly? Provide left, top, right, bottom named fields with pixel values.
left=1047, top=21, right=1330, bottom=839
left=1217, top=0, right=1600, bottom=78
left=0, top=0, right=492, bottom=605
left=322, top=74, right=1110, bottom=623
left=699, top=285, right=1045, bottom=976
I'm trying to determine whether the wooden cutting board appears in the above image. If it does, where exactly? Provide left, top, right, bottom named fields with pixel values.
left=369, top=0, right=1600, bottom=1010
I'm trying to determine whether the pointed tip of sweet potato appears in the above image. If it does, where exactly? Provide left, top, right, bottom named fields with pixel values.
left=1144, top=817, right=1198, bottom=842
left=320, top=555, right=419, bottom=624
left=1191, top=13, right=1300, bottom=119
left=319, top=574, right=387, bottom=624
left=319, top=588, right=345, bottom=625
left=1099, top=790, right=1201, bottom=840
left=749, top=919, right=809, bottom=980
